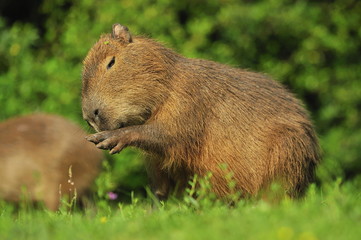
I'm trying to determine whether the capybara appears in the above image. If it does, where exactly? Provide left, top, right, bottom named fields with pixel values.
left=0, top=114, right=103, bottom=210
left=82, top=24, right=320, bottom=200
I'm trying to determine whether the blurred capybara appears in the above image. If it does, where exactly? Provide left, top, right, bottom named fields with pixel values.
left=82, top=24, right=320, bottom=200
left=0, top=114, right=103, bottom=210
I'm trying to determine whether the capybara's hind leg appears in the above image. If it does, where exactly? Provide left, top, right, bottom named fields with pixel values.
left=268, top=126, right=319, bottom=198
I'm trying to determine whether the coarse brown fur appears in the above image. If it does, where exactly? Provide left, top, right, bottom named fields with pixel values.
left=0, top=114, right=103, bottom=210
left=82, top=24, right=320, bottom=200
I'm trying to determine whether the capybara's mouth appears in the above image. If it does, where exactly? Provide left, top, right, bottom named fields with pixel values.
left=117, top=122, right=126, bottom=129
left=114, top=117, right=148, bottom=130
left=114, top=109, right=152, bottom=130
left=115, top=120, right=139, bottom=130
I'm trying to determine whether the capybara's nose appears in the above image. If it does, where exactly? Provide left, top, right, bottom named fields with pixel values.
left=93, top=109, right=100, bottom=119
left=91, top=108, right=102, bottom=127
left=83, top=108, right=100, bottom=123
left=82, top=108, right=103, bottom=132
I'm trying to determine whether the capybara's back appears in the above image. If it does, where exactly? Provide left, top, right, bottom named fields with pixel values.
left=0, top=114, right=103, bottom=210
left=82, top=24, right=320, bottom=200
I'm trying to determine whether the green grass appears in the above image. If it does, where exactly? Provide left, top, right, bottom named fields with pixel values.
left=0, top=181, right=360, bottom=240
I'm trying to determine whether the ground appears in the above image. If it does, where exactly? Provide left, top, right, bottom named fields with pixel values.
left=0, top=180, right=360, bottom=240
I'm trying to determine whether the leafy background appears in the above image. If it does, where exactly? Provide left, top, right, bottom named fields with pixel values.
left=0, top=0, right=360, bottom=199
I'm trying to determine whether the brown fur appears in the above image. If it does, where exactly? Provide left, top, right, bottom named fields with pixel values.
left=82, top=24, right=320, bottom=200
left=0, top=114, right=103, bottom=210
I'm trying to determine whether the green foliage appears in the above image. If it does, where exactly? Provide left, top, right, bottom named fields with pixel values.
left=0, top=181, right=360, bottom=240
left=0, top=0, right=360, bottom=194
left=95, top=149, right=147, bottom=202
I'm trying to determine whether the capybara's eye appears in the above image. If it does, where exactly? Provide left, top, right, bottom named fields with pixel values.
left=107, top=57, right=115, bottom=70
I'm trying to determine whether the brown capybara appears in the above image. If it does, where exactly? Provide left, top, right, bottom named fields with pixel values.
left=82, top=24, right=320, bottom=201
left=0, top=114, right=103, bottom=210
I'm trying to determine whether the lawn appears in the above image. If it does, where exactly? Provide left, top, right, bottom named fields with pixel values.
left=0, top=180, right=360, bottom=240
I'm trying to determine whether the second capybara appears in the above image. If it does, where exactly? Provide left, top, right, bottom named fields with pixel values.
left=82, top=24, right=320, bottom=200
left=0, top=114, right=103, bottom=210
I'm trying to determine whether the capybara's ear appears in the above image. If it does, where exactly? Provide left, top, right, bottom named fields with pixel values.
left=112, top=23, right=132, bottom=43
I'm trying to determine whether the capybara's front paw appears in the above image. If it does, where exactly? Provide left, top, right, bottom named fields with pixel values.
left=85, top=131, right=108, bottom=144
left=86, top=131, right=126, bottom=154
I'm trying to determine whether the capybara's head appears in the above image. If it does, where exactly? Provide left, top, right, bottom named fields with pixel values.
left=82, top=24, right=177, bottom=132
